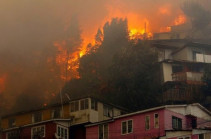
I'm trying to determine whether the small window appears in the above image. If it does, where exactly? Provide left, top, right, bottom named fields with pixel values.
left=32, top=112, right=42, bottom=123
left=7, top=130, right=19, bottom=139
left=57, top=125, right=68, bottom=139
left=8, top=118, right=16, bottom=128
left=121, top=120, right=133, bottom=135
left=199, top=134, right=204, bottom=139
left=99, top=124, right=108, bottom=139
left=103, top=105, right=113, bottom=117
left=52, top=108, right=61, bottom=119
left=178, top=136, right=191, bottom=139
left=191, top=118, right=197, bottom=129
left=31, top=125, right=45, bottom=138
left=70, top=101, right=79, bottom=112
left=154, top=113, right=159, bottom=128
left=80, top=99, right=89, bottom=110
left=91, top=99, right=98, bottom=111
left=172, top=116, right=182, bottom=130
left=145, top=116, right=150, bottom=130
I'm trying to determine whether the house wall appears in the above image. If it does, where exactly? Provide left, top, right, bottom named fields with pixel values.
left=164, top=109, right=187, bottom=130
left=167, top=106, right=211, bottom=121
left=86, top=109, right=165, bottom=139
left=165, top=131, right=192, bottom=139
left=173, top=47, right=189, bottom=61
left=2, top=122, right=57, bottom=139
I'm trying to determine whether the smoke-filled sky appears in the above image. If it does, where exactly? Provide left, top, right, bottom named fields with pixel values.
left=0, top=0, right=210, bottom=113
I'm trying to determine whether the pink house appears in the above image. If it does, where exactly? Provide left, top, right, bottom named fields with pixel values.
left=86, top=103, right=211, bottom=139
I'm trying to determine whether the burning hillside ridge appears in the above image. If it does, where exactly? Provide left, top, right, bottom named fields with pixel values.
left=0, top=0, right=211, bottom=114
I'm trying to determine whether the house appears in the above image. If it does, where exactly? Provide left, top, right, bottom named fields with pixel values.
left=0, top=96, right=127, bottom=139
left=149, top=39, right=211, bottom=104
left=86, top=103, right=211, bottom=139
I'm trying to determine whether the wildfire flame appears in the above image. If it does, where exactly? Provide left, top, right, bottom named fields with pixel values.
left=53, top=6, right=187, bottom=81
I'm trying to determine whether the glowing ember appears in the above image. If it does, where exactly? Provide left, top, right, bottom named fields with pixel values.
left=160, top=26, right=172, bottom=32
left=174, top=15, right=186, bottom=26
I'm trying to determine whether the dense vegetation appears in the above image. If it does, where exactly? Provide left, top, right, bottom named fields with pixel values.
left=62, top=18, right=162, bottom=111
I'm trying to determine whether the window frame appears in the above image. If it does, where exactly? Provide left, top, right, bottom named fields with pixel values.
left=80, top=99, right=89, bottom=110
left=154, top=113, right=159, bottom=128
left=98, top=123, right=109, bottom=139
left=32, top=112, right=43, bottom=123
left=70, top=100, right=79, bottom=112
left=198, top=134, right=205, bottom=139
left=103, top=105, right=113, bottom=117
left=121, top=119, right=133, bottom=135
left=145, top=115, right=150, bottom=130
left=8, top=118, right=16, bottom=128
left=91, top=99, right=98, bottom=111
left=6, top=130, right=19, bottom=139
left=172, top=116, right=182, bottom=130
left=57, top=125, right=69, bottom=139
left=31, top=125, right=45, bottom=138
left=52, top=107, right=62, bottom=119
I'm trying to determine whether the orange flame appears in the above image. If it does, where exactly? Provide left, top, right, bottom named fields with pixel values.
left=54, top=41, right=81, bottom=81
left=174, top=15, right=186, bottom=26
left=53, top=5, right=187, bottom=81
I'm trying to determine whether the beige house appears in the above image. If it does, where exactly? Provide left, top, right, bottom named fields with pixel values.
left=150, top=39, right=211, bottom=103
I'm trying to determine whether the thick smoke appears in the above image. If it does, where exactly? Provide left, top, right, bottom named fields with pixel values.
left=182, top=1, right=211, bottom=39
left=0, top=0, right=210, bottom=114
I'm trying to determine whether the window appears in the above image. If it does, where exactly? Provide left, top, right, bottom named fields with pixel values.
left=32, top=112, right=42, bottom=123
left=154, top=113, right=159, bottom=128
left=191, top=118, right=197, bottom=129
left=121, top=120, right=133, bottom=135
left=199, top=134, right=204, bottom=139
left=70, top=101, right=79, bottom=112
left=52, top=107, right=61, bottom=119
left=172, top=116, right=182, bottom=130
left=103, top=105, right=113, bottom=117
left=193, top=51, right=204, bottom=62
left=145, top=116, right=150, bottom=130
left=80, top=99, right=89, bottom=110
left=8, top=118, right=16, bottom=128
left=7, top=130, right=19, bottom=139
left=178, top=136, right=190, bottom=139
left=57, top=125, right=68, bottom=139
left=99, top=124, right=108, bottom=139
left=91, top=99, right=98, bottom=111
left=31, top=125, right=45, bottom=138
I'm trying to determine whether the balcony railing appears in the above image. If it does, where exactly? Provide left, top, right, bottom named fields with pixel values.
left=172, top=72, right=203, bottom=82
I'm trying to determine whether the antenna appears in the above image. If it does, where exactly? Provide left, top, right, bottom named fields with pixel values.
left=59, top=88, right=64, bottom=118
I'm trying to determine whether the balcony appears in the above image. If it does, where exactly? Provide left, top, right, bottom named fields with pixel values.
left=172, top=72, right=203, bottom=83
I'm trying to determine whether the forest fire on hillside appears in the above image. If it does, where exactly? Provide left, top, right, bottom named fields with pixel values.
left=54, top=11, right=187, bottom=81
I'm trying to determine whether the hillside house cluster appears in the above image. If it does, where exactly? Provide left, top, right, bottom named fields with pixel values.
left=86, top=103, right=211, bottom=139
left=1, top=101, right=210, bottom=139
left=0, top=97, right=126, bottom=139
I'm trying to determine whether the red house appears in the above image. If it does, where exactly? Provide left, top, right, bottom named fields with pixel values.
left=86, top=103, right=211, bottom=139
